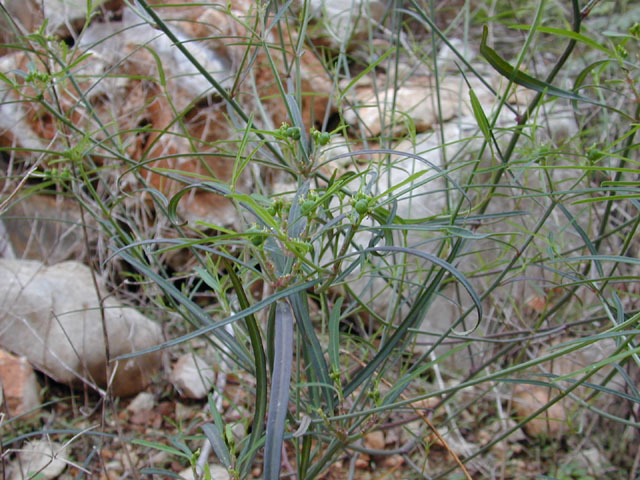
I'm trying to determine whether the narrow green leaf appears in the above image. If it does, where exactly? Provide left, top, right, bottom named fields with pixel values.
left=333, top=246, right=482, bottom=323
left=480, top=25, right=606, bottom=108
left=227, top=192, right=280, bottom=230
left=202, top=423, right=232, bottom=469
left=549, top=255, right=640, bottom=266
left=289, top=292, right=334, bottom=410
left=328, top=297, right=344, bottom=375
left=232, top=114, right=256, bottom=188
left=287, top=180, right=310, bottom=239
left=553, top=346, right=640, bottom=382
left=510, top=24, right=615, bottom=56
left=339, top=47, right=396, bottom=101
left=141, top=45, right=166, bottom=87
left=557, top=203, right=603, bottom=277
left=111, top=256, right=319, bottom=361
left=112, top=250, right=252, bottom=369
left=0, top=71, right=16, bottom=87
left=225, top=261, right=267, bottom=478
left=264, top=302, right=294, bottom=480
left=138, top=468, right=184, bottom=478
left=131, top=439, right=191, bottom=459
left=468, top=86, right=492, bottom=143
left=573, top=194, right=640, bottom=204
left=340, top=241, right=477, bottom=399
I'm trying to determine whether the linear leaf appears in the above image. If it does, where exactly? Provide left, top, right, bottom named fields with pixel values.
left=112, top=250, right=252, bottom=369
left=339, top=47, right=396, bottom=101
left=328, top=296, right=344, bottom=375
left=332, top=246, right=482, bottom=322
left=111, top=275, right=320, bottom=361
left=202, top=423, right=232, bottom=469
left=549, top=255, right=640, bottom=267
left=480, top=25, right=607, bottom=108
left=226, top=261, right=267, bottom=478
left=510, top=24, right=615, bottom=56
left=289, top=292, right=334, bottom=410
left=288, top=180, right=310, bottom=239
left=468, top=84, right=492, bottom=143
left=263, top=302, right=294, bottom=480
left=131, top=439, right=190, bottom=459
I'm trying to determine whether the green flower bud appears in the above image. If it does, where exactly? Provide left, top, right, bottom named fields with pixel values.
left=286, top=126, right=301, bottom=140
left=354, top=198, right=369, bottom=215
left=248, top=227, right=267, bottom=246
left=317, top=132, right=331, bottom=146
left=278, top=122, right=290, bottom=137
left=301, top=199, right=315, bottom=215
left=587, top=145, right=605, bottom=162
left=616, top=44, right=628, bottom=59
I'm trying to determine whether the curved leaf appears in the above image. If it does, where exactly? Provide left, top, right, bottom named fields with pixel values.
left=480, top=25, right=608, bottom=108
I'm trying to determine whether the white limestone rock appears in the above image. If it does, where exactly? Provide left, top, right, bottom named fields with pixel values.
left=0, top=259, right=163, bottom=397
left=11, top=440, right=68, bottom=480
left=171, top=353, right=215, bottom=399
left=307, top=0, right=384, bottom=48
left=179, top=464, right=229, bottom=480
left=126, top=391, right=156, bottom=414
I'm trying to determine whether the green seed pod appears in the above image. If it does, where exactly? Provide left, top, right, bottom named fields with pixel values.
left=301, top=199, right=315, bottom=215
left=317, top=132, right=330, bottom=146
left=354, top=198, right=369, bottom=215
left=586, top=145, right=604, bottom=162
left=291, top=239, right=311, bottom=256
left=248, top=227, right=267, bottom=246
left=286, top=126, right=301, bottom=140
left=278, top=122, right=290, bottom=137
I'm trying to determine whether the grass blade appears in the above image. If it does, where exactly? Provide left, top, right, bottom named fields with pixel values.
left=202, top=423, right=232, bottom=469
left=479, top=25, right=613, bottom=109
left=263, top=302, right=294, bottom=480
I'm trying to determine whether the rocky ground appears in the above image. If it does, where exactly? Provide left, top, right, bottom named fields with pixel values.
left=1, top=0, right=638, bottom=479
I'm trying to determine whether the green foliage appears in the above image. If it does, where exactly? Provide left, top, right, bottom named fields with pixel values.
left=1, top=0, right=639, bottom=479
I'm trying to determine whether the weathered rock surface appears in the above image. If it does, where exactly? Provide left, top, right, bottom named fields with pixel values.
left=2, top=195, right=91, bottom=264
left=306, top=0, right=384, bottom=49
left=0, top=220, right=14, bottom=259
left=343, top=75, right=496, bottom=136
left=126, top=391, right=156, bottom=414
left=1, top=0, right=105, bottom=48
left=0, top=348, right=41, bottom=418
left=0, top=1, right=332, bottom=228
left=512, top=338, right=625, bottom=438
left=171, top=353, right=215, bottom=399
left=10, top=440, right=68, bottom=480
left=0, top=259, right=163, bottom=396
left=179, top=464, right=229, bottom=480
